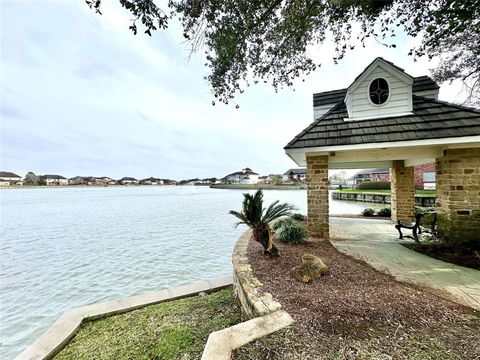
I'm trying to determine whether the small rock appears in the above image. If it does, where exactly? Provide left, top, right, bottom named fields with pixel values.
left=198, top=291, right=207, bottom=297
left=291, top=253, right=329, bottom=283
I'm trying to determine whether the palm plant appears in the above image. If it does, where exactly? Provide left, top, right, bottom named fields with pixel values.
left=229, top=190, right=296, bottom=256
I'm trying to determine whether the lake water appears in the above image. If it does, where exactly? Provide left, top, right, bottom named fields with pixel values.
left=0, top=186, right=384, bottom=358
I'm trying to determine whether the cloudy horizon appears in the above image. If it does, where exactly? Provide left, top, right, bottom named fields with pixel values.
left=0, top=1, right=469, bottom=181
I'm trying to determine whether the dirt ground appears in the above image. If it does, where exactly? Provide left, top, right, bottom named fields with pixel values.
left=234, top=235, right=480, bottom=359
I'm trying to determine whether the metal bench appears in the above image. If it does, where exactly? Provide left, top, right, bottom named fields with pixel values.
left=395, top=213, right=423, bottom=242
left=395, top=212, right=437, bottom=242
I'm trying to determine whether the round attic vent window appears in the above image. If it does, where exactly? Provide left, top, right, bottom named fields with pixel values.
left=369, top=78, right=389, bottom=105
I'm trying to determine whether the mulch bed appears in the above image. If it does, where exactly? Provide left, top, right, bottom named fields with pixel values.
left=234, top=235, right=480, bottom=359
left=402, top=243, right=480, bottom=270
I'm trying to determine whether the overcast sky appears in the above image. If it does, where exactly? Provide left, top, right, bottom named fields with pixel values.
left=0, top=1, right=467, bottom=180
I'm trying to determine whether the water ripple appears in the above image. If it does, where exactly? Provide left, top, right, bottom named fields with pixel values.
left=0, top=186, right=382, bottom=359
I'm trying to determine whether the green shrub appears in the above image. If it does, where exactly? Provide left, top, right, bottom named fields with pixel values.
left=291, top=213, right=306, bottom=221
left=421, top=212, right=437, bottom=232
left=272, top=217, right=296, bottom=231
left=357, top=181, right=391, bottom=190
left=362, top=208, right=375, bottom=216
left=376, top=207, right=391, bottom=217
left=275, top=221, right=309, bottom=244
left=436, top=214, right=479, bottom=250
left=415, top=206, right=436, bottom=215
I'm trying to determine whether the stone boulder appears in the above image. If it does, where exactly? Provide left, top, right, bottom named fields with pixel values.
left=291, top=253, right=329, bottom=283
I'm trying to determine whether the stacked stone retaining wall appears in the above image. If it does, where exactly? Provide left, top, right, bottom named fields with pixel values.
left=232, top=230, right=282, bottom=319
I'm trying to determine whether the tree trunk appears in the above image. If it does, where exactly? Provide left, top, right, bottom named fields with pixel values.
left=253, top=224, right=279, bottom=257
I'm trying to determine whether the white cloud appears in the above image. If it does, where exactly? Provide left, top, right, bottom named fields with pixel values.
left=0, top=1, right=470, bottom=180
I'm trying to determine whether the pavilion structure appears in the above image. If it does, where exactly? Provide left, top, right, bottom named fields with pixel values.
left=285, top=58, right=480, bottom=240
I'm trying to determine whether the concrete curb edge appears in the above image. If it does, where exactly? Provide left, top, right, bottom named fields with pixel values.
left=16, top=276, right=233, bottom=360
left=201, top=310, right=294, bottom=360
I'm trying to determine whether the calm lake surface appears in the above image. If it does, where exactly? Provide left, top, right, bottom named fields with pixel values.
left=0, top=186, right=384, bottom=358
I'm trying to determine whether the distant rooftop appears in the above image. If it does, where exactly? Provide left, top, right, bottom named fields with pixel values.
left=0, top=171, right=21, bottom=178
left=283, top=168, right=306, bottom=176
left=41, top=175, right=67, bottom=180
left=224, top=168, right=259, bottom=178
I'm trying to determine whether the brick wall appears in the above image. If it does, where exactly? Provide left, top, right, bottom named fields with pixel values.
left=414, top=163, right=436, bottom=188
left=436, top=148, right=480, bottom=241
left=371, top=172, right=390, bottom=182
left=391, top=160, right=415, bottom=221
left=365, top=164, right=435, bottom=187
left=306, top=155, right=329, bottom=238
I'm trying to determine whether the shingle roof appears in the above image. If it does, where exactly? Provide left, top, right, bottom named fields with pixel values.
left=411, top=75, right=440, bottom=92
left=313, top=89, right=347, bottom=106
left=224, top=169, right=259, bottom=178
left=313, top=76, right=439, bottom=107
left=0, top=171, right=21, bottom=178
left=42, top=175, right=67, bottom=180
left=285, top=96, right=480, bottom=150
left=283, top=168, right=307, bottom=175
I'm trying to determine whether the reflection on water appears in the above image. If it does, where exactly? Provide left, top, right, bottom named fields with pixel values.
left=0, top=186, right=385, bottom=358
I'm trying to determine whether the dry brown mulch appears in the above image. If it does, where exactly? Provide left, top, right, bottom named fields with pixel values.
left=234, top=236, right=480, bottom=359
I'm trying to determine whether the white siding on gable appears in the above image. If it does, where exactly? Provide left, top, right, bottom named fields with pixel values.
left=313, top=104, right=336, bottom=120
left=346, top=65, right=413, bottom=119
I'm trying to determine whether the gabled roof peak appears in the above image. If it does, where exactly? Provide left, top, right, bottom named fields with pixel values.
left=347, top=57, right=413, bottom=93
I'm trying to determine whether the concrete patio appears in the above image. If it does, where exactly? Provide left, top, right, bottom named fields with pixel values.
left=330, top=217, right=480, bottom=311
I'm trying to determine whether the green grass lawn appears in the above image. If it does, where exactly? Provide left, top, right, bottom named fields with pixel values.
left=334, top=189, right=436, bottom=197
left=55, top=288, right=240, bottom=360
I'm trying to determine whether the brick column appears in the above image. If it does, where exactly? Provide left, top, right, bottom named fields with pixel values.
left=391, top=160, right=415, bottom=221
left=306, top=155, right=329, bottom=238
left=436, top=148, right=480, bottom=241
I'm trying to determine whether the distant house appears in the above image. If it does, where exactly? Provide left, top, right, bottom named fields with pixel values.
left=161, top=179, right=177, bottom=185
left=68, top=176, right=87, bottom=185
left=258, top=175, right=281, bottom=184
left=96, top=177, right=116, bottom=185
left=370, top=169, right=390, bottom=182
left=200, top=178, right=218, bottom=184
left=69, top=176, right=116, bottom=186
left=258, top=176, right=269, bottom=184
left=349, top=165, right=435, bottom=189
left=41, top=175, right=68, bottom=186
left=283, top=168, right=307, bottom=183
left=0, top=171, right=23, bottom=186
left=347, top=168, right=390, bottom=187
left=414, top=163, right=436, bottom=189
left=140, top=177, right=164, bottom=185
left=223, top=168, right=259, bottom=184
left=119, top=177, right=139, bottom=185
left=329, top=179, right=347, bottom=189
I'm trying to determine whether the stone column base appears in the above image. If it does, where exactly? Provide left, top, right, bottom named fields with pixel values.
left=306, top=155, right=329, bottom=238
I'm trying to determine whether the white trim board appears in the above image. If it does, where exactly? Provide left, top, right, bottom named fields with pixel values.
left=285, top=136, right=480, bottom=166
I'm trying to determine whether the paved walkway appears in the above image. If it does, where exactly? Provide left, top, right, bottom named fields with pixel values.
left=329, top=217, right=480, bottom=311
